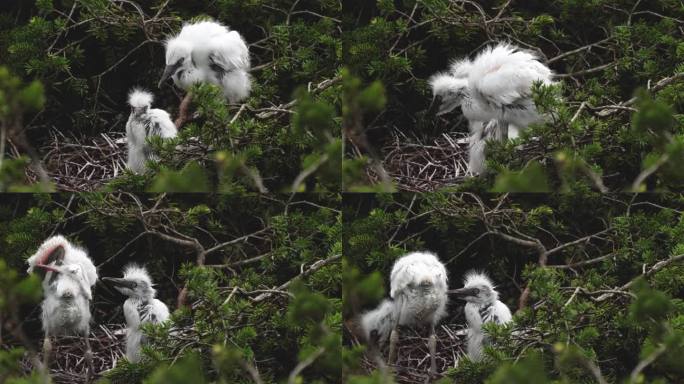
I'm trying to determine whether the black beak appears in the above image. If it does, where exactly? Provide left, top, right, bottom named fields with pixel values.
left=102, top=277, right=136, bottom=289
left=427, top=95, right=442, bottom=116
left=448, top=287, right=479, bottom=298
left=34, top=264, right=61, bottom=273
left=158, top=65, right=175, bottom=88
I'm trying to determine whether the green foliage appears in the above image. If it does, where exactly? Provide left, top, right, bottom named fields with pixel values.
left=492, top=163, right=551, bottom=192
left=344, top=193, right=684, bottom=382
left=0, top=66, right=51, bottom=191
left=343, top=1, right=684, bottom=191
left=0, top=1, right=341, bottom=191
left=486, top=353, right=549, bottom=384
left=1, top=193, right=341, bottom=383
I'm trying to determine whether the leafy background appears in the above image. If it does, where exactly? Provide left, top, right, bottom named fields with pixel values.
left=0, top=0, right=341, bottom=192
left=342, top=0, right=684, bottom=192
left=0, top=193, right=341, bottom=383
left=343, top=192, right=684, bottom=383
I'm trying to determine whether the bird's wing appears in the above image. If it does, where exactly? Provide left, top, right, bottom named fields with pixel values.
left=207, top=31, right=250, bottom=75
left=66, top=246, right=98, bottom=287
left=469, top=46, right=552, bottom=107
left=492, top=301, right=513, bottom=324
left=141, top=299, right=170, bottom=324
left=148, top=110, right=177, bottom=138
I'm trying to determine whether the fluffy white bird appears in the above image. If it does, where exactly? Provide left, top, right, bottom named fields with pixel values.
left=159, top=20, right=251, bottom=103
left=26, top=235, right=98, bottom=374
left=450, top=271, right=512, bottom=361
left=126, top=88, right=177, bottom=173
left=102, top=264, right=170, bottom=363
left=430, top=43, right=554, bottom=175
left=360, top=252, right=448, bottom=375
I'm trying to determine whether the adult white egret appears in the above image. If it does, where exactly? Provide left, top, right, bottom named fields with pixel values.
left=126, top=88, right=177, bottom=173
left=450, top=271, right=512, bottom=361
left=360, top=251, right=448, bottom=375
left=102, top=264, right=170, bottom=363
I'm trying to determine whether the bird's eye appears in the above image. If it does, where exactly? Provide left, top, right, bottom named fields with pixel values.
left=175, top=58, right=184, bottom=66
left=420, top=281, right=431, bottom=287
left=472, top=288, right=480, bottom=295
left=131, top=282, right=138, bottom=288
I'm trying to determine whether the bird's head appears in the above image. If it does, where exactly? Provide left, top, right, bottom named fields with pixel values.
left=103, top=264, right=156, bottom=300
left=449, top=58, right=473, bottom=79
left=35, top=262, right=92, bottom=301
left=389, top=252, right=448, bottom=298
left=450, top=271, right=498, bottom=305
left=128, top=88, right=153, bottom=118
left=159, top=38, right=193, bottom=88
left=428, top=73, right=468, bottom=116
left=27, top=235, right=99, bottom=296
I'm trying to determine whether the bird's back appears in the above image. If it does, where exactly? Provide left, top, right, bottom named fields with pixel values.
left=148, top=108, right=178, bottom=139
left=469, top=43, right=553, bottom=108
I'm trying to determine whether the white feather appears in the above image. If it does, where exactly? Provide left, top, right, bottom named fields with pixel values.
left=111, top=265, right=170, bottom=363
left=26, top=235, right=97, bottom=337
left=361, top=252, right=448, bottom=348
left=125, top=88, right=177, bottom=173
left=128, top=89, right=153, bottom=110
left=430, top=42, right=555, bottom=175
left=458, top=271, right=513, bottom=361
left=163, top=19, right=251, bottom=103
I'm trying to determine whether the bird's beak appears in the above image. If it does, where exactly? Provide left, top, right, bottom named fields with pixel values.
left=102, top=277, right=137, bottom=289
left=34, top=264, right=61, bottom=273
left=448, top=287, right=479, bottom=298
left=158, top=65, right=175, bottom=88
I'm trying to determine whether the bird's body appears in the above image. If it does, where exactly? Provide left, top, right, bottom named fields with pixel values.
left=40, top=265, right=92, bottom=337
left=27, top=235, right=98, bottom=337
left=430, top=43, right=554, bottom=175
left=126, top=89, right=177, bottom=173
left=450, top=271, right=512, bottom=361
left=360, top=251, right=448, bottom=375
left=26, top=235, right=98, bottom=375
left=160, top=20, right=251, bottom=103
left=103, top=265, right=169, bottom=363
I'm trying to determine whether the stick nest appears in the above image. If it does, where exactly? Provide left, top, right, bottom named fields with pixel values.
left=23, top=130, right=129, bottom=192
left=375, top=130, right=471, bottom=192
left=19, top=323, right=127, bottom=384
left=352, top=322, right=468, bottom=384
left=20, top=130, right=209, bottom=191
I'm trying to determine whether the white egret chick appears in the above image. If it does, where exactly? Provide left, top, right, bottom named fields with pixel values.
left=450, top=271, right=512, bottom=361
left=26, top=235, right=98, bottom=375
left=159, top=20, right=251, bottom=103
left=102, top=264, right=170, bottom=363
left=430, top=43, right=554, bottom=175
left=126, top=88, right=177, bottom=173
left=360, top=251, right=448, bottom=375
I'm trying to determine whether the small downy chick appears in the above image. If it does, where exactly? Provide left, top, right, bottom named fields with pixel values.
left=103, top=264, right=170, bottom=363
left=126, top=89, right=177, bottom=173
left=450, top=271, right=512, bottom=361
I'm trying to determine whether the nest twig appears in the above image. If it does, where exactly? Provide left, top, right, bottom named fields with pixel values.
left=19, top=130, right=128, bottom=191
left=352, top=323, right=468, bottom=384
left=16, top=129, right=211, bottom=191
left=17, top=323, right=127, bottom=384
left=372, top=129, right=471, bottom=192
